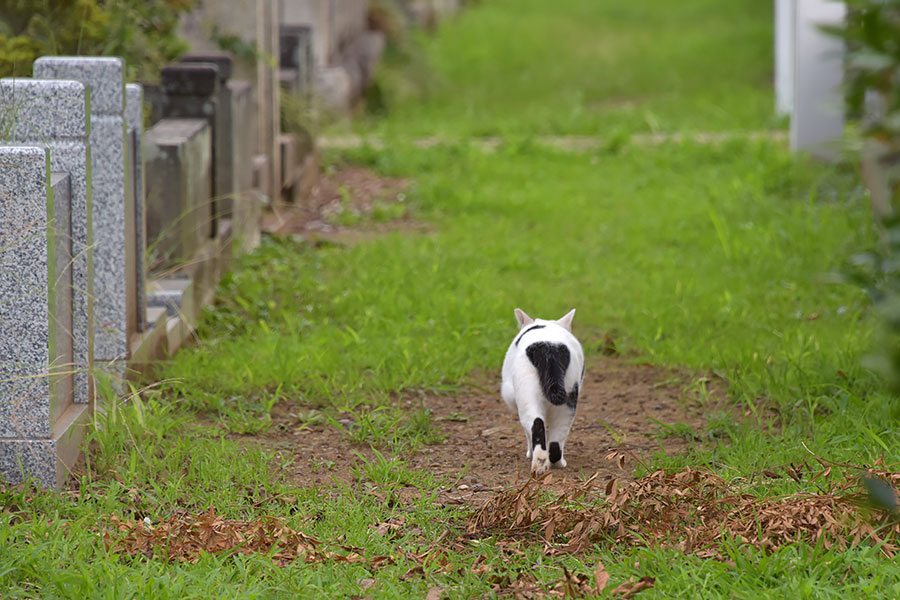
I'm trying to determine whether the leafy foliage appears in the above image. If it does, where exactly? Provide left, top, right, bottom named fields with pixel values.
left=836, top=2, right=900, bottom=391
left=842, top=0, right=900, bottom=134
left=0, top=0, right=194, bottom=80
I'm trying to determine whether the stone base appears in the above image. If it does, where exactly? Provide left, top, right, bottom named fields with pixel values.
left=166, top=315, right=192, bottom=355
left=215, top=219, right=234, bottom=277
left=140, top=225, right=236, bottom=363
left=127, top=307, right=169, bottom=380
left=147, top=278, right=193, bottom=318
left=234, top=191, right=263, bottom=253
left=0, top=401, right=91, bottom=489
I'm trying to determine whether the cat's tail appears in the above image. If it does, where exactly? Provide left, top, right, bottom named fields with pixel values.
left=525, top=341, right=571, bottom=406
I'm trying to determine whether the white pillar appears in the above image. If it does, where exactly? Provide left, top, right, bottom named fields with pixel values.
left=790, top=0, right=847, bottom=159
left=774, top=0, right=795, bottom=117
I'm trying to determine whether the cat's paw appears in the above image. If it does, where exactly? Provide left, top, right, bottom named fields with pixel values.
left=531, top=447, right=550, bottom=476
left=526, top=448, right=532, bottom=459
left=551, top=457, right=567, bottom=469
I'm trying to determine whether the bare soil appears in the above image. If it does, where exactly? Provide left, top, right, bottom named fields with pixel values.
left=252, top=357, right=720, bottom=506
left=252, top=166, right=720, bottom=506
left=262, top=166, right=431, bottom=243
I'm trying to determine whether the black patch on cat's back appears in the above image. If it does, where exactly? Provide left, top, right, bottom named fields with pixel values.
left=526, top=342, right=570, bottom=406
left=567, top=382, right=579, bottom=409
left=514, top=324, right=546, bottom=347
left=531, top=417, right=546, bottom=451
left=549, top=442, right=562, bottom=464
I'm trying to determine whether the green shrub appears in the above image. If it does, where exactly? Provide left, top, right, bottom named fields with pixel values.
left=0, top=0, right=194, bottom=80
left=836, top=1, right=900, bottom=392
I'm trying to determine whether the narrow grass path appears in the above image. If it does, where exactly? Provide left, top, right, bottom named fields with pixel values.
left=4, top=1, right=900, bottom=598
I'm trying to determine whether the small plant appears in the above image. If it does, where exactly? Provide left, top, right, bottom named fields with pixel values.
left=329, top=404, right=444, bottom=452
left=308, top=458, right=336, bottom=473
left=650, top=420, right=700, bottom=442
left=294, top=409, right=326, bottom=430
left=219, top=385, right=281, bottom=435
left=83, top=376, right=182, bottom=480
left=350, top=449, right=439, bottom=492
left=440, top=412, right=470, bottom=422
left=371, top=199, right=407, bottom=222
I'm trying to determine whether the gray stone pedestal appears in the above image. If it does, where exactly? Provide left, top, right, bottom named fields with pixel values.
left=0, top=77, right=94, bottom=406
left=0, top=147, right=90, bottom=488
left=34, top=57, right=132, bottom=363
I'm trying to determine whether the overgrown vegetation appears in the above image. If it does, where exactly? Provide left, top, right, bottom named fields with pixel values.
left=0, top=0, right=193, bottom=80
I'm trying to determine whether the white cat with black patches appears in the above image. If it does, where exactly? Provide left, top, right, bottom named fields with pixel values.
left=501, top=308, right=585, bottom=475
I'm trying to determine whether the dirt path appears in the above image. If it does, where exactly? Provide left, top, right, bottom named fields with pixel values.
left=318, top=132, right=787, bottom=152
left=250, top=166, right=720, bottom=505
left=252, top=357, right=718, bottom=505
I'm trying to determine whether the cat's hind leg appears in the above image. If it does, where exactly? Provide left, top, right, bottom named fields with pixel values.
left=517, top=406, right=549, bottom=475
left=547, top=403, right=577, bottom=469
left=512, top=375, right=549, bottom=474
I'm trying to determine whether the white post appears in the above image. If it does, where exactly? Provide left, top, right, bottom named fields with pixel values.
left=775, top=0, right=795, bottom=117
left=790, top=0, right=847, bottom=159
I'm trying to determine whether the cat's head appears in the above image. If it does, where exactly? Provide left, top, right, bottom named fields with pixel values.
left=514, top=308, right=576, bottom=332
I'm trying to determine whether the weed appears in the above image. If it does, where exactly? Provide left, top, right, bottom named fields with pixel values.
left=650, top=420, right=700, bottom=442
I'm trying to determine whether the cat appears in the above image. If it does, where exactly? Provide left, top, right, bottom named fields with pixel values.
left=501, top=308, right=585, bottom=475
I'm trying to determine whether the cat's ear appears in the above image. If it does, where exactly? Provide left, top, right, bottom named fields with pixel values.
left=514, top=308, right=534, bottom=329
left=556, top=309, right=576, bottom=331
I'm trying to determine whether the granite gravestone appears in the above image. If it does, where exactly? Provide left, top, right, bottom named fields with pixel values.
left=177, top=0, right=280, bottom=200
left=280, top=24, right=314, bottom=96
left=34, top=57, right=132, bottom=364
left=0, top=146, right=89, bottom=488
left=125, top=83, right=148, bottom=335
left=163, top=59, right=235, bottom=219
left=144, top=118, right=213, bottom=268
left=0, top=78, right=94, bottom=406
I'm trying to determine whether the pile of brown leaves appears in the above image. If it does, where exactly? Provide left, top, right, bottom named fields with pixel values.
left=102, top=507, right=386, bottom=567
left=469, top=464, right=900, bottom=559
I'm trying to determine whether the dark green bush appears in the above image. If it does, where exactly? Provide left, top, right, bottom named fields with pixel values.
left=0, top=0, right=194, bottom=80
left=836, top=1, right=900, bottom=391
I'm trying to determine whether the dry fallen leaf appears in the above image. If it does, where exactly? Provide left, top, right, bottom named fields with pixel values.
left=358, top=578, right=376, bottom=591
left=610, top=576, right=655, bottom=598
left=425, top=586, right=443, bottom=600
left=595, top=561, right=610, bottom=593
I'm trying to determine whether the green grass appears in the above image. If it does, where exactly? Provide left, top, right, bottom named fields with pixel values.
left=356, top=0, right=778, bottom=137
left=4, top=0, right=900, bottom=597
